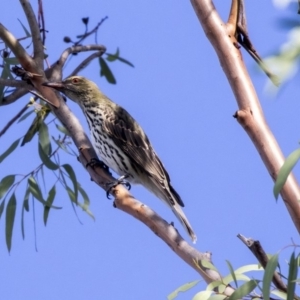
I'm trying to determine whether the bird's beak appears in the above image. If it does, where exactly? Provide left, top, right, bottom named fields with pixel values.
left=42, top=81, right=64, bottom=91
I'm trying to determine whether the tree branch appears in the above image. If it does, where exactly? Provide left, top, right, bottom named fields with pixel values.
left=0, top=78, right=31, bottom=89
left=190, top=0, right=300, bottom=233
left=238, top=234, right=288, bottom=293
left=0, top=15, right=236, bottom=294
left=50, top=45, right=106, bottom=80
left=20, top=0, right=44, bottom=69
left=68, top=51, right=104, bottom=77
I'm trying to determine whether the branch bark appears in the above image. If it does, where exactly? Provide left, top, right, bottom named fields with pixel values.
left=190, top=0, right=300, bottom=232
left=0, top=1, right=235, bottom=294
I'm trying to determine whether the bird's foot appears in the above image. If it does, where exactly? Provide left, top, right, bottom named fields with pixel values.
left=86, top=158, right=111, bottom=174
left=106, top=175, right=131, bottom=199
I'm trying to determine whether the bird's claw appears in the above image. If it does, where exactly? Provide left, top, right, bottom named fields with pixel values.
left=86, top=158, right=110, bottom=173
left=106, top=175, right=131, bottom=199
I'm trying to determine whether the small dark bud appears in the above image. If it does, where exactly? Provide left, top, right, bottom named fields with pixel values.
left=82, top=17, right=89, bottom=25
left=3, top=50, right=9, bottom=58
left=63, top=36, right=71, bottom=43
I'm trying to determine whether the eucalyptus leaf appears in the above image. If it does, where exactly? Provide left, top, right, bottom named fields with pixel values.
left=5, top=193, right=16, bottom=252
left=0, top=139, right=20, bottom=163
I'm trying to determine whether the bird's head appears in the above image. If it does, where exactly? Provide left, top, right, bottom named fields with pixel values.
left=42, top=76, right=100, bottom=104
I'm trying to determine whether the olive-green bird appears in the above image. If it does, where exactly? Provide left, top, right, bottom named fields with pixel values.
left=43, top=76, right=196, bottom=243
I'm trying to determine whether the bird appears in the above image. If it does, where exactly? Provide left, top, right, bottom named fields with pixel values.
left=43, top=76, right=197, bottom=243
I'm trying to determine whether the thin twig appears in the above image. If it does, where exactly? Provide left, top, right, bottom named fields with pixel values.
left=238, top=234, right=288, bottom=293
left=37, top=0, right=46, bottom=45
left=0, top=78, right=30, bottom=88
left=68, top=51, right=104, bottom=77
left=75, top=16, right=108, bottom=46
left=50, top=44, right=106, bottom=80
left=0, top=102, right=29, bottom=137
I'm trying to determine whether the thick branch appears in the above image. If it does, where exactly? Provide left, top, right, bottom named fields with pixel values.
left=190, top=0, right=300, bottom=232
left=20, top=0, right=44, bottom=69
left=0, top=23, right=59, bottom=107
left=0, top=78, right=31, bottom=89
left=0, top=18, right=236, bottom=294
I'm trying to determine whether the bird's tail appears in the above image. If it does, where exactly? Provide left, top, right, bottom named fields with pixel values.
left=171, top=201, right=197, bottom=243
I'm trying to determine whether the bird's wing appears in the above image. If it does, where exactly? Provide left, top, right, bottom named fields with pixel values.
left=102, top=105, right=184, bottom=207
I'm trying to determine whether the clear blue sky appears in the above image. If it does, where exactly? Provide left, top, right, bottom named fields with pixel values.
left=1, top=1, right=299, bottom=299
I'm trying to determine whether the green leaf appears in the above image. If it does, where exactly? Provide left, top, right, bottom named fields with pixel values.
left=18, top=18, right=31, bottom=37
left=21, top=188, right=30, bottom=239
left=0, top=200, right=5, bottom=219
left=263, top=254, right=279, bottom=300
left=226, top=260, right=238, bottom=288
left=63, top=164, right=78, bottom=204
left=18, top=109, right=34, bottom=123
left=235, top=264, right=263, bottom=274
left=43, top=185, right=56, bottom=226
left=39, top=121, right=51, bottom=155
left=106, top=48, right=134, bottom=67
left=271, top=289, right=288, bottom=299
left=99, top=57, right=116, bottom=84
left=228, top=280, right=258, bottom=300
left=28, top=177, right=61, bottom=209
left=199, top=260, right=218, bottom=272
left=38, top=143, right=58, bottom=170
left=78, top=185, right=95, bottom=220
left=4, top=57, right=20, bottom=65
left=116, top=56, right=134, bottom=67
left=222, top=273, right=250, bottom=286
left=106, top=48, right=120, bottom=61
left=167, top=280, right=200, bottom=300
left=287, top=252, right=297, bottom=300
left=0, top=175, right=15, bottom=199
left=0, top=139, right=20, bottom=163
left=55, top=124, right=71, bottom=136
left=205, top=295, right=227, bottom=300
left=66, top=186, right=76, bottom=203
left=191, top=290, right=213, bottom=300
left=274, top=148, right=300, bottom=199
left=5, top=193, right=16, bottom=252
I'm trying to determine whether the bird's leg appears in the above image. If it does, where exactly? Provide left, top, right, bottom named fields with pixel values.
left=106, top=175, right=131, bottom=199
left=86, top=157, right=111, bottom=174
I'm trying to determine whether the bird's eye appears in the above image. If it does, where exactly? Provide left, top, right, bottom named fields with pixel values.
left=72, top=78, right=79, bottom=84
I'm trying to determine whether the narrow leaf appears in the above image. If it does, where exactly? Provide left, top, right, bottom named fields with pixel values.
left=106, top=48, right=120, bottom=61
left=287, top=252, right=297, bottom=300
left=271, top=289, right=288, bottom=299
left=274, top=148, right=300, bottom=199
left=39, top=121, right=51, bottom=155
left=263, top=254, right=279, bottom=300
left=18, top=110, right=34, bottom=123
left=226, top=260, right=238, bottom=288
left=0, top=175, right=15, bottom=199
left=228, top=280, right=258, bottom=300
left=21, top=187, right=30, bottom=239
left=4, top=57, right=20, bottom=65
left=78, top=185, right=94, bottom=220
left=5, top=193, right=17, bottom=252
left=38, top=143, right=58, bottom=170
left=18, top=18, right=31, bottom=37
left=63, top=164, right=78, bottom=204
left=55, top=124, right=71, bottom=136
left=43, top=185, right=56, bottom=225
left=191, top=290, right=213, bottom=300
left=0, top=139, right=20, bottom=163
left=99, top=57, right=116, bottom=84
left=116, top=56, right=134, bottom=67
left=28, top=177, right=61, bottom=209
left=168, top=280, right=200, bottom=300
left=235, top=264, right=263, bottom=274
left=0, top=200, right=5, bottom=219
